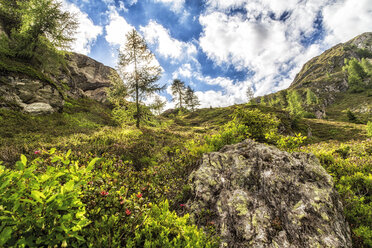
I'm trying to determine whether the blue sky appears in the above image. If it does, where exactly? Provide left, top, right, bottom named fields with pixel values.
left=62, top=0, right=372, bottom=109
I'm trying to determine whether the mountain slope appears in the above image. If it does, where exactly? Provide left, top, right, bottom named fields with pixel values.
left=260, top=32, right=372, bottom=122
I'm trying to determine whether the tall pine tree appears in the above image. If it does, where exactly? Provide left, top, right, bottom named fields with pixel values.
left=171, top=79, right=186, bottom=109
left=118, top=29, right=163, bottom=128
left=185, top=86, right=200, bottom=111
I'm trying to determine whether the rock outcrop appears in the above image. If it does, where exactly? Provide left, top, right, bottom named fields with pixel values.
left=0, top=75, right=64, bottom=114
left=188, top=140, right=352, bottom=248
left=60, top=53, right=117, bottom=102
left=0, top=52, right=118, bottom=114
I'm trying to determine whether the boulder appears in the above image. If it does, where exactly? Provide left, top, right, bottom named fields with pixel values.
left=23, top=102, right=54, bottom=115
left=188, top=140, right=352, bottom=248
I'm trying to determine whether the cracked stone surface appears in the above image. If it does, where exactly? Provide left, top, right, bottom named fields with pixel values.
left=188, top=139, right=352, bottom=248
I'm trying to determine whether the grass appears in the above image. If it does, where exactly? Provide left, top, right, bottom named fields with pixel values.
left=1, top=99, right=371, bottom=247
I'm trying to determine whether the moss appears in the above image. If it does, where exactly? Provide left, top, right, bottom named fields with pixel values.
left=321, top=212, right=329, bottom=221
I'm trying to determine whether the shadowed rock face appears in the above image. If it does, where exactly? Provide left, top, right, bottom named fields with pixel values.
left=0, top=52, right=118, bottom=114
left=188, top=140, right=351, bottom=248
left=60, top=53, right=116, bottom=102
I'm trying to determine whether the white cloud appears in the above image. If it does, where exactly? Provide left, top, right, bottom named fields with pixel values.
left=172, top=63, right=192, bottom=79
left=154, top=0, right=185, bottom=13
left=322, top=0, right=372, bottom=45
left=198, top=0, right=340, bottom=97
left=61, top=0, right=102, bottom=55
left=140, top=20, right=197, bottom=61
left=105, top=7, right=134, bottom=48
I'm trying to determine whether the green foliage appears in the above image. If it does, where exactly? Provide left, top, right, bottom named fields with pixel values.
left=112, top=104, right=137, bottom=126
left=171, top=79, right=186, bottom=109
left=185, top=86, right=200, bottom=112
left=128, top=200, right=218, bottom=248
left=106, top=71, right=128, bottom=106
left=0, top=150, right=92, bottom=247
left=117, top=29, right=163, bottom=128
left=343, top=58, right=371, bottom=93
left=206, top=121, right=248, bottom=151
left=286, top=90, right=304, bottom=117
left=265, top=132, right=307, bottom=152
left=0, top=0, right=77, bottom=73
left=367, top=121, right=372, bottom=137
left=347, top=109, right=358, bottom=123
left=300, top=140, right=372, bottom=247
left=306, top=88, right=319, bottom=106
left=231, top=106, right=280, bottom=141
left=0, top=147, right=219, bottom=247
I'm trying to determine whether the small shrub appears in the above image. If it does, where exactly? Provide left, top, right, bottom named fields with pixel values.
left=127, top=200, right=218, bottom=248
left=230, top=106, right=279, bottom=141
left=367, top=121, right=372, bottom=137
left=265, top=132, right=307, bottom=152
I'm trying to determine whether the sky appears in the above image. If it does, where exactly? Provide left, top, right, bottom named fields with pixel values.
left=62, top=0, right=372, bottom=109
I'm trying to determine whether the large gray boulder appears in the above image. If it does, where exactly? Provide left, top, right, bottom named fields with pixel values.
left=188, top=140, right=352, bottom=248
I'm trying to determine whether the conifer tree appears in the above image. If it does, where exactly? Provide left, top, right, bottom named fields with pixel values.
left=305, top=89, right=318, bottom=106
left=0, top=0, right=77, bottom=71
left=118, top=29, right=163, bottom=128
left=171, top=79, right=186, bottom=109
left=246, top=86, right=254, bottom=102
left=185, top=86, right=200, bottom=111
left=150, top=95, right=166, bottom=115
left=287, top=90, right=304, bottom=117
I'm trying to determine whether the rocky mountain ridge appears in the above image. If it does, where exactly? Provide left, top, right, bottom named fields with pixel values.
left=260, top=32, right=372, bottom=121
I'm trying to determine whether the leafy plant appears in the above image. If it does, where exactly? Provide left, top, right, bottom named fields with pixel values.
left=0, top=149, right=95, bottom=247
left=367, top=121, right=372, bottom=137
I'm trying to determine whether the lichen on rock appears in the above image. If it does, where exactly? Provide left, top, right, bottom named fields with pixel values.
left=188, top=139, right=352, bottom=248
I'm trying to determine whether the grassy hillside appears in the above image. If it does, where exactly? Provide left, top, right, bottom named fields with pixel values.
left=1, top=99, right=371, bottom=247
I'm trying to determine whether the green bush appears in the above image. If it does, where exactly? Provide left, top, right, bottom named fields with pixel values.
left=367, top=121, right=372, bottom=137
left=127, top=200, right=218, bottom=248
left=230, top=106, right=279, bottom=141
left=206, top=121, right=248, bottom=151
left=301, top=140, right=372, bottom=247
left=265, top=132, right=307, bottom=152
left=0, top=149, right=93, bottom=247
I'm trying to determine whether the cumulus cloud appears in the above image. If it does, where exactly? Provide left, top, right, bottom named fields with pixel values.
left=61, top=0, right=103, bottom=55
left=140, top=20, right=197, bottom=61
left=105, top=7, right=134, bottom=48
left=322, top=0, right=372, bottom=45
left=199, top=0, right=357, bottom=96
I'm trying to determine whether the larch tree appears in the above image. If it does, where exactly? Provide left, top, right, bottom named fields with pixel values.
left=118, top=29, right=163, bottom=128
left=246, top=86, right=254, bottom=102
left=171, top=79, right=186, bottom=109
left=150, top=95, right=166, bottom=115
left=185, top=86, right=200, bottom=112
left=0, top=0, right=78, bottom=71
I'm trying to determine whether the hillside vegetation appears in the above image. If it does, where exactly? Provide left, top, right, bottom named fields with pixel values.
left=0, top=2, right=371, bottom=247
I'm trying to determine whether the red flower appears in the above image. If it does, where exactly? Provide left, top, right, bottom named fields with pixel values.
left=100, top=191, right=109, bottom=196
left=126, top=209, right=131, bottom=215
left=34, top=150, right=41, bottom=155
left=136, top=193, right=142, bottom=199
left=180, top=204, right=186, bottom=207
